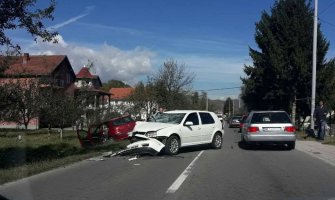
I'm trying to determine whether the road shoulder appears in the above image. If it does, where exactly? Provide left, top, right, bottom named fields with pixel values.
left=296, top=140, right=335, bottom=167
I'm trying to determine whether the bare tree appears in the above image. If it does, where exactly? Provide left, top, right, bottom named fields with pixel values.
left=153, top=59, right=195, bottom=110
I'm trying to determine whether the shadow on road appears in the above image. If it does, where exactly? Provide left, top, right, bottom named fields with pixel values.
left=0, top=195, right=10, bottom=200
left=179, top=144, right=212, bottom=154
left=238, top=141, right=292, bottom=151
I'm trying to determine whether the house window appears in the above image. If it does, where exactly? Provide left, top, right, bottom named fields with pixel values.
left=66, top=74, right=70, bottom=84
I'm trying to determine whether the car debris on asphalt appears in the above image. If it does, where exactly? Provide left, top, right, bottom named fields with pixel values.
left=87, top=157, right=105, bottom=161
left=100, top=134, right=165, bottom=160
left=113, top=134, right=165, bottom=157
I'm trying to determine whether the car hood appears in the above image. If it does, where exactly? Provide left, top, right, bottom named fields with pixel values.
left=134, top=122, right=177, bottom=132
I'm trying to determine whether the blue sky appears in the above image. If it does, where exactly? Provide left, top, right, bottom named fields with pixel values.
left=7, top=0, right=335, bottom=99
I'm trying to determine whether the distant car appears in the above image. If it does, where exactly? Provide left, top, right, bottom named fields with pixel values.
left=229, top=116, right=242, bottom=128
left=130, top=110, right=224, bottom=155
left=77, top=115, right=136, bottom=146
left=216, top=113, right=223, bottom=122
left=240, top=111, right=296, bottom=149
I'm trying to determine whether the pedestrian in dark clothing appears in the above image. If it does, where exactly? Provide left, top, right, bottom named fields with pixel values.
left=313, top=100, right=329, bottom=140
left=152, top=108, right=157, bottom=116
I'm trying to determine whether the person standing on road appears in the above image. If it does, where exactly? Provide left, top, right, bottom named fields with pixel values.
left=313, top=100, right=329, bottom=140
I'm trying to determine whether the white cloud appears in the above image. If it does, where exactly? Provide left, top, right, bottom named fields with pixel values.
left=150, top=53, right=247, bottom=100
left=23, top=34, right=247, bottom=99
left=28, top=35, right=155, bottom=85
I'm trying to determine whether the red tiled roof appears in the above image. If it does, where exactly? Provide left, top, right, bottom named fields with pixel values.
left=3, top=54, right=67, bottom=75
left=109, top=88, right=134, bottom=100
left=76, top=67, right=94, bottom=78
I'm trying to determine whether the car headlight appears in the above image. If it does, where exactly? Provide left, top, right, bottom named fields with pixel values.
left=145, top=131, right=157, bottom=138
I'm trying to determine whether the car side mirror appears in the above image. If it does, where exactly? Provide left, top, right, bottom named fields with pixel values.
left=184, top=121, right=194, bottom=126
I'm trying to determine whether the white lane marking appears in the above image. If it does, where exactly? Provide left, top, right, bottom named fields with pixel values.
left=166, top=150, right=204, bottom=193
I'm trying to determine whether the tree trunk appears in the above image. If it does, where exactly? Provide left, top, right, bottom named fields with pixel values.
left=60, top=128, right=63, bottom=141
left=48, top=124, right=51, bottom=136
left=292, top=96, right=296, bottom=126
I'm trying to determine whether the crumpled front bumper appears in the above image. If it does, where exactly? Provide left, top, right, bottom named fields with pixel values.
left=114, top=135, right=165, bottom=156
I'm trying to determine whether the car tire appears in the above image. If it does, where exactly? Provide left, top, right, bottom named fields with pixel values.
left=287, top=142, right=295, bottom=150
left=165, top=135, right=180, bottom=155
left=211, top=133, right=222, bottom=149
left=241, top=134, right=245, bottom=143
left=240, top=134, right=250, bottom=148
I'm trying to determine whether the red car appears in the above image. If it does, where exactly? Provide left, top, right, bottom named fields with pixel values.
left=104, top=115, right=136, bottom=140
left=77, top=115, right=136, bottom=146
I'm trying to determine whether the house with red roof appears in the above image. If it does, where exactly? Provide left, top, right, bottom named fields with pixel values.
left=109, top=88, right=134, bottom=100
left=0, top=53, right=76, bottom=129
left=74, top=66, right=111, bottom=125
left=108, top=87, right=134, bottom=115
left=74, top=66, right=111, bottom=104
left=2, top=53, right=76, bottom=89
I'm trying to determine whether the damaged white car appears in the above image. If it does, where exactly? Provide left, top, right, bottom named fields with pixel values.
left=129, top=110, right=224, bottom=155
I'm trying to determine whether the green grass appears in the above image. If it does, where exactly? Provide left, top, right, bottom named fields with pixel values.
left=296, top=130, right=335, bottom=145
left=0, top=129, right=129, bottom=184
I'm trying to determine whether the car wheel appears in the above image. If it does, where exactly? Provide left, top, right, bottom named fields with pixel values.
left=240, top=134, right=250, bottom=148
left=211, top=133, right=222, bottom=149
left=287, top=142, right=295, bottom=150
left=165, top=135, right=180, bottom=155
left=240, top=134, right=245, bottom=143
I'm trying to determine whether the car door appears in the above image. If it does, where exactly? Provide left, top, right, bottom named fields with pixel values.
left=123, top=115, right=136, bottom=132
left=199, top=112, right=216, bottom=142
left=180, top=112, right=203, bottom=145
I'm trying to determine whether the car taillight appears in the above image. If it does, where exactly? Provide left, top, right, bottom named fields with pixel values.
left=247, top=126, right=259, bottom=133
left=284, top=126, right=296, bottom=132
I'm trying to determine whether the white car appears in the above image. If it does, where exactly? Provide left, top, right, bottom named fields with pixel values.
left=216, top=113, right=223, bottom=122
left=130, top=110, right=224, bottom=155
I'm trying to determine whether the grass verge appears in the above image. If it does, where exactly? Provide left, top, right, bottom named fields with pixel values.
left=296, top=130, right=335, bottom=145
left=0, top=129, right=129, bottom=185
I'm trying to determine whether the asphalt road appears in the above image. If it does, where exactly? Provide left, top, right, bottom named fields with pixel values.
left=1, top=124, right=335, bottom=200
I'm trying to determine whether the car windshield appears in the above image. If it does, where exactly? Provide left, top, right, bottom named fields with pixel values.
left=232, top=116, right=241, bottom=120
left=251, top=112, right=291, bottom=124
left=150, top=113, right=186, bottom=124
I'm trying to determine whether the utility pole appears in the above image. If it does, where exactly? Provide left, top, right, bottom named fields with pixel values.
left=311, top=0, right=318, bottom=130
left=228, top=100, right=231, bottom=117
left=206, top=96, right=208, bottom=111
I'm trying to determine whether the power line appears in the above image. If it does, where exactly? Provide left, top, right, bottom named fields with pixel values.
left=195, top=86, right=241, bottom=92
left=319, top=0, right=335, bottom=15
left=319, top=18, right=335, bottom=29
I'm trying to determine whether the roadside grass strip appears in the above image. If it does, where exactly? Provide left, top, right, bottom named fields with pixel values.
left=0, top=129, right=128, bottom=184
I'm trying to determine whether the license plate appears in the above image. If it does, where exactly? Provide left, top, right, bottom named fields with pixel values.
left=263, top=127, right=281, bottom=131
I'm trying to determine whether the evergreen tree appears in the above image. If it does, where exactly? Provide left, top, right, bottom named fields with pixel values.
left=101, top=80, right=131, bottom=92
left=241, top=0, right=335, bottom=117
left=223, top=97, right=233, bottom=116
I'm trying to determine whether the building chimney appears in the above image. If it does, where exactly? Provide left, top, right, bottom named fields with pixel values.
left=23, top=53, right=30, bottom=64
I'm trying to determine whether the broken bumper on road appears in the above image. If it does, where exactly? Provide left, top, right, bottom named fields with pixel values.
left=113, top=134, right=165, bottom=156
